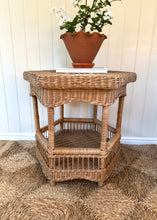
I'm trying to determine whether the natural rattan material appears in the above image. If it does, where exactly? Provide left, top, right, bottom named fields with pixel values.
left=23, top=70, right=136, bottom=186
left=23, top=70, right=136, bottom=90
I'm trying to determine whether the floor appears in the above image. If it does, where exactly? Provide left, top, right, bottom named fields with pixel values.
left=0, top=140, right=157, bottom=220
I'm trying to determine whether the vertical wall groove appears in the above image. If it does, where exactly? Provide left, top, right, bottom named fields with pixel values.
left=140, top=1, right=157, bottom=136
left=120, top=0, right=127, bottom=70
left=8, top=0, right=22, bottom=132
left=151, top=2, right=157, bottom=136
left=36, top=0, right=45, bottom=125
left=36, top=0, right=41, bottom=70
left=106, top=26, right=110, bottom=68
left=50, top=0, right=54, bottom=68
left=22, top=0, right=29, bottom=70
left=127, top=0, right=143, bottom=136
left=22, top=0, right=34, bottom=132
left=153, top=111, right=157, bottom=136
left=0, top=50, right=10, bottom=132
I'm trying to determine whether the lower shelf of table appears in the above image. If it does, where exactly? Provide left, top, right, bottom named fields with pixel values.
left=56, top=129, right=101, bottom=148
left=36, top=129, right=121, bottom=184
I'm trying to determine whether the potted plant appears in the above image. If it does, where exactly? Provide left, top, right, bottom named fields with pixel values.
left=51, top=0, right=122, bottom=68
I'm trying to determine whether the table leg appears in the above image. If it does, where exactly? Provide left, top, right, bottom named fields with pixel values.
left=100, top=106, right=109, bottom=182
left=32, top=96, right=40, bottom=132
left=60, top=105, right=64, bottom=131
left=116, top=96, right=125, bottom=133
left=93, top=105, right=97, bottom=131
left=100, top=106, right=109, bottom=152
left=50, top=180, right=56, bottom=186
left=98, top=181, right=104, bottom=187
left=48, top=107, right=55, bottom=155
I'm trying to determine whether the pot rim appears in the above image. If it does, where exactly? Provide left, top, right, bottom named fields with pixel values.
left=60, top=31, right=107, bottom=40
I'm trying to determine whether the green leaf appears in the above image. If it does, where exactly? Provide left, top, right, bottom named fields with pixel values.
left=91, top=26, right=94, bottom=31
left=80, top=5, right=91, bottom=12
left=91, top=17, right=96, bottom=22
left=98, top=2, right=103, bottom=7
left=80, top=5, right=86, bottom=9
left=105, top=0, right=111, bottom=6
left=107, top=20, right=112, bottom=25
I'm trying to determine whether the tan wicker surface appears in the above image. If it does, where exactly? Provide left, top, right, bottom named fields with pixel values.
left=23, top=70, right=136, bottom=186
left=23, top=70, right=136, bottom=89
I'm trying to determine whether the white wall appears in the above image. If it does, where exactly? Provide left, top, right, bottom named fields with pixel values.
left=0, top=0, right=157, bottom=144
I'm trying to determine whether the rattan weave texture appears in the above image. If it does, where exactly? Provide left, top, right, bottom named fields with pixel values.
left=23, top=70, right=136, bottom=89
left=24, top=70, right=136, bottom=186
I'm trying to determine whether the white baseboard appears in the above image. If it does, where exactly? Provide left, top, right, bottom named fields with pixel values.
left=121, top=137, right=157, bottom=145
left=0, top=133, right=157, bottom=145
left=0, top=133, right=35, bottom=141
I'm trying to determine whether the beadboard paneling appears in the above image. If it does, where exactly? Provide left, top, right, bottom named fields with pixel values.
left=128, top=0, right=157, bottom=137
left=141, top=3, right=157, bottom=137
left=9, top=0, right=33, bottom=133
left=120, top=0, right=142, bottom=137
left=0, top=0, right=157, bottom=141
left=0, top=51, right=9, bottom=133
left=0, top=0, right=21, bottom=132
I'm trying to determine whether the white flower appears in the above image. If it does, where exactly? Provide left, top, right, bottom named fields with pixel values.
left=51, top=6, right=65, bottom=17
left=104, top=10, right=113, bottom=18
left=107, top=10, right=113, bottom=17
left=58, top=16, right=71, bottom=27
left=51, top=7, right=57, bottom=14
left=72, top=0, right=82, bottom=6
left=58, top=16, right=66, bottom=27
left=66, top=17, right=71, bottom=22
left=103, top=15, right=108, bottom=21
left=72, top=0, right=78, bottom=6
left=91, top=12, right=95, bottom=18
left=60, top=6, right=65, bottom=12
left=103, top=10, right=113, bottom=21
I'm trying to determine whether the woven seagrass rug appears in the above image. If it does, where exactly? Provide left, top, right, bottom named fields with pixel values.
left=0, top=140, right=157, bottom=220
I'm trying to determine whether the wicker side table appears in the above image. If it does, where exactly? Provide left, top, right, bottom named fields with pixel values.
left=23, top=70, right=136, bottom=186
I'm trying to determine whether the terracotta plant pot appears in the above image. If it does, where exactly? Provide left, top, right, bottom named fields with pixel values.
left=60, top=31, right=107, bottom=68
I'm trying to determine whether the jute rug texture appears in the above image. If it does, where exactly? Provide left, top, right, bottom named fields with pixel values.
left=0, top=141, right=157, bottom=220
